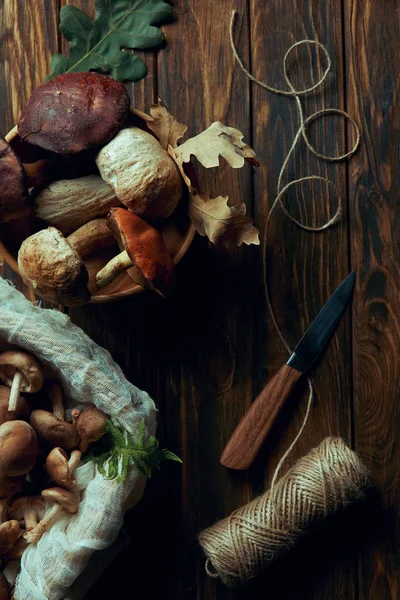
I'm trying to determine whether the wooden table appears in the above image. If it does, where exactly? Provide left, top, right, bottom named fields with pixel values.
left=0, top=1, right=398, bottom=598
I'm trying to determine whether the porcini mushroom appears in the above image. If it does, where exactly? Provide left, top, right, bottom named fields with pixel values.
left=96, top=127, right=182, bottom=219
left=0, top=351, right=43, bottom=412
left=0, top=520, right=20, bottom=554
left=76, top=406, right=109, bottom=453
left=95, top=208, right=176, bottom=298
left=0, top=386, right=30, bottom=425
left=8, top=496, right=45, bottom=532
left=0, top=421, right=39, bottom=477
left=33, top=175, right=120, bottom=235
left=0, top=135, right=30, bottom=223
left=18, top=72, right=130, bottom=155
left=24, top=487, right=79, bottom=543
left=30, top=410, right=80, bottom=450
left=18, top=218, right=116, bottom=306
left=45, top=448, right=81, bottom=489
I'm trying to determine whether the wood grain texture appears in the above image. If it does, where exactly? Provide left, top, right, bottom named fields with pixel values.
left=220, top=364, right=303, bottom=470
left=249, top=1, right=356, bottom=598
left=345, top=1, right=400, bottom=598
left=0, top=0, right=59, bottom=300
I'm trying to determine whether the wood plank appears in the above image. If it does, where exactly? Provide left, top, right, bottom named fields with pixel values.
left=152, top=1, right=256, bottom=598
left=0, top=0, right=60, bottom=299
left=344, top=0, right=400, bottom=598
left=249, top=1, right=356, bottom=598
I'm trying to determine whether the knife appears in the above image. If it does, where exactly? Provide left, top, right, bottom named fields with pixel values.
left=220, top=271, right=356, bottom=471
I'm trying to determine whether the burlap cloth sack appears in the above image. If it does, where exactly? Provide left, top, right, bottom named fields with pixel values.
left=0, top=279, right=156, bottom=600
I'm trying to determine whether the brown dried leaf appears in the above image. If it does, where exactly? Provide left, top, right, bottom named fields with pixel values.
left=188, top=193, right=260, bottom=247
left=174, top=121, right=260, bottom=170
left=148, top=100, right=188, bottom=150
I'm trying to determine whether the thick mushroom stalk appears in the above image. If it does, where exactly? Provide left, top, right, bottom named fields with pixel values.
left=46, top=448, right=81, bottom=489
left=0, top=351, right=44, bottom=412
left=8, top=496, right=45, bottom=532
left=95, top=208, right=176, bottom=298
left=30, top=410, right=80, bottom=450
left=18, top=218, right=116, bottom=306
left=24, top=487, right=79, bottom=543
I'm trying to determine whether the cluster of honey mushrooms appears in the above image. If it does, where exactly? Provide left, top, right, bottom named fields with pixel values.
left=0, top=71, right=182, bottom=306
left=0, top=348, right=108, bottom=598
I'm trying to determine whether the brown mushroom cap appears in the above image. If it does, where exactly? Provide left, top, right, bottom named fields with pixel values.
left=107, top=208, right=176, bottom=298
left=18, top=227, right=90, bottom=306
left=0, top=135, right=30, bottom=223
left=77, top=405, right=109, bottom=452
left=30, top=410, right=80, bottom=450
left=0, top=421, right=39, bottom=476
left=45, top=448, right=74, bottom=489
left=41, top=487, right=79, bottom=514
left=0, top=386, right=30, bottom=425
left=0, top=351, right=44, bottom=394
left=0, top=520, right=20, bottom=554
left=18, top=72, right=130, bottom=155
left=8, top=496, right=45, bottom=530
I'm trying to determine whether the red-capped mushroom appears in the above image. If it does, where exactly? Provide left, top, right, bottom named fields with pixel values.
left=0, top=351, right=43, bottom=413
left=0, top=135, right=30, bottom=223
left=95, top=208, right=176, bottom=298
left=18, top=72, right=130, bottom=155
left=18, top=218, right=116, bottom=306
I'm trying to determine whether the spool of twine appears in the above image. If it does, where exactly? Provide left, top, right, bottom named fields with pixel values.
left=199, top=437, right=371, bottom=587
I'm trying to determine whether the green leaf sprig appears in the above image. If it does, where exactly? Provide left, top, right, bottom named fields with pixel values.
left=47, top=0, right=172, bottom=82
left=89, top=419, right=182, bottom=483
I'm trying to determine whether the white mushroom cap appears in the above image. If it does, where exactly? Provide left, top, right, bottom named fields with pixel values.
left=18, top=227, right=90, bottom=306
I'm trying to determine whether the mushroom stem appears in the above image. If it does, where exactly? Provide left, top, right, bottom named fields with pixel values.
left=48, top=381, right=64, bottom=421
left=8, top=372, right=24, bottom=412
left=67, top=219, right=116, bottom=258
left=23, top=504, right=61, bottom=544
left=96, top=250, right=132, bottom=288
left=68, top=450, right=82, bottom=474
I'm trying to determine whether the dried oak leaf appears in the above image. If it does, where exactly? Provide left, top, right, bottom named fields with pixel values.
left=189, top=193, right=260, bottom=247
left=148, top=100, right=187, bottom=150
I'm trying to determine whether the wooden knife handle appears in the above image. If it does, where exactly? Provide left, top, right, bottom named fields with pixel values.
left=220, top=364, right=303, bottom=470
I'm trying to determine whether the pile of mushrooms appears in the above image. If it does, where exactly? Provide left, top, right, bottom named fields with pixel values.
left=0, top=347, right=109, bottom=597
left=0, top=71, right=183, bottom=306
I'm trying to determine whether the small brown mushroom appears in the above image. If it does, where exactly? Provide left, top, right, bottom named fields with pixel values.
left=76, top=406, right=109, bottom=453
left=30, top=410, right=80, bottom=450
left=8, top=496, right=45, bottom=531
left=0, top=135, right=30, bottom=223
left=0, top=351, right=44, bottom=412
left=18, top=219, right=116, bottom=306
left=0, top=386, right=30, bottom=426
left=0, top=521, right=20, bottom=554
left=45, top=448, right=81, bottom=489
left=18, top=72, right=130, bottom=155
left=95, top=208, right=176, bottom=298
left=0, top=421, right=39, bottom=477
left=24, top=487, right=79, bottom=543
left=33, top=175, right=120, bottom=234
left=95, top=127, right=182, bottom=218
left=47, top=380, right=64, bottom=421
left=0, top=572, right=8, bottom=600
left=7, top=536, right=30, bottom=560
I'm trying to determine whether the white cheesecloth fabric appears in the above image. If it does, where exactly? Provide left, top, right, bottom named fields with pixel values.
left=0, top=279, right=157, bottom=600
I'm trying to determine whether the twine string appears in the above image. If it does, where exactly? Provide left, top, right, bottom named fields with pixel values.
left=229, top=10, right=361, bottom=509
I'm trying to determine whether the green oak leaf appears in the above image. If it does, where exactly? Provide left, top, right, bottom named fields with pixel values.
left=46, top=0, right=172, bottom=82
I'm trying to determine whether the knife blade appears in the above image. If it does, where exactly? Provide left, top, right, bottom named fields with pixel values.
left=219, top=271, right=356, bottom=471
